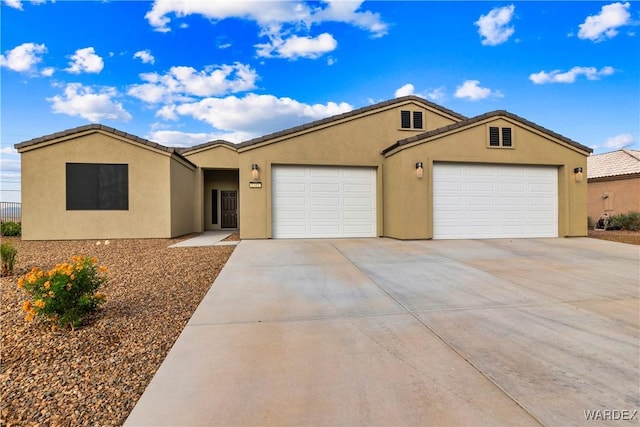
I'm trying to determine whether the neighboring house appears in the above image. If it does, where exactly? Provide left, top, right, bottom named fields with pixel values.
left=15, top=96, right=592, bottom=241
left=587, top=149, right=640, bottom=223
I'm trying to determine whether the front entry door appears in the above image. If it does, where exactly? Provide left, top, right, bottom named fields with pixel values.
left=221, top=191, right=238, bottom=229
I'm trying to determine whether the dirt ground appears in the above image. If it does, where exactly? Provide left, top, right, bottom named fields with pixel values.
left=1, top=235, right=234, bottom=426
left=588, top=229, right=640, bottom=245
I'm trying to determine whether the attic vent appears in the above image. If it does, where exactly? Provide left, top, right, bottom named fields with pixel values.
left=413, top=111, right=423, bottom=129
left=488, top=126, right=513, bottom=148
left=502, top=128, right=512, bottom=147
left=489, top=127, right=500, bottom=146
left=400, top=110, right=423, bottom=130
left=401, top=111, right=411, bottom=129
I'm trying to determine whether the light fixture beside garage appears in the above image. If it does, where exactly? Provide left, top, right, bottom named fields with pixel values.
left=573, top=167, right=583, bottom=182
left=251, top=163, right=260, bottom=180
left=416, top=162, right=424, bottom=179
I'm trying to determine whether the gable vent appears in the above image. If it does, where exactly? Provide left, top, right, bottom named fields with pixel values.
left=489, top=127, right=500, bottom=146
left=502, top=128, right=512, bottom=146
left=401, top=110, right=411, bottom=129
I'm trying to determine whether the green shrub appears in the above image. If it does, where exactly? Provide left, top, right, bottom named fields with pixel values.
left=1, top=221, right=21, bottom=236
left=18, top=255, right=108, bottom=329
left=1, top=242, right=17, bottom=276
left=608, top=211, right=640, bottom=231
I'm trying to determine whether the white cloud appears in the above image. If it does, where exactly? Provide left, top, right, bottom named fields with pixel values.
left=475, top=5, right=515, bottom=46
left=394, top=83, right=415, bottom=98
left=256, top=33, right=338, bottom=59
left=144, top=0, right=386, bottom=59
left=66, top=47, right=104, bottom=74
left=454, top=80, right=501, bottom=101
left=3, top=0, right=49, bottom=9
left=146, top=0, right=386, bottom=36
left=133, top=49, right=155, bottom=64
left=0, top=147, right=18, bottom=155
left=604, top=133, right=634, bottom=150
left=40, top=67, right=55, bottom=76
left=47, top=83, right=132, bottom=122
left=0, top=42, right=47, bottom=73
left=578, top=2, right=631, bottom=42
left=427, top=87, right=446, bottom=103
left=529, top=66, right=615, bottom=84
left=309, top=1, right=388, bottom=38
left=128, top=62, right=258, bottom=103
left=166, top=93, right=353, bottom=138
left=4, top=0, right=23, bottom=9
left=148, top=130, right=222, bottom=147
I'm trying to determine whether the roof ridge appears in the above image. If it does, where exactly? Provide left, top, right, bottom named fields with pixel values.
left=383, top=110, right=591, bottom=155
left=622, top=148, right=640, bottom=161
left=13, top=123, right=196, bottom=167
left=236, top=96, right=467, bottom=149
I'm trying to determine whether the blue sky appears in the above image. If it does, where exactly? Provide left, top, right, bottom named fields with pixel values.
left=1, top=1, right=639, bottom=202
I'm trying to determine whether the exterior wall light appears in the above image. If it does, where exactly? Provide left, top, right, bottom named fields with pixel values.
left=251, top=164, right=260, bottom=180
left=416, top=162, right=424, bottom=179
left=573, top=167, right=583, bottom=182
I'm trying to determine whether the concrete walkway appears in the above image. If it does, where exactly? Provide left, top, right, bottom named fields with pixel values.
left=168, top=231, right=238, bottom=248
left=126, top=238, right=639, bottom=426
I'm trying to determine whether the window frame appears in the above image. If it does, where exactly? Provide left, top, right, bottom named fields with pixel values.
left=487, top=126, right=515, bottom=149
left=66, top=163, right=129, bottom=211
left=399, top=109, right=424, bottom=130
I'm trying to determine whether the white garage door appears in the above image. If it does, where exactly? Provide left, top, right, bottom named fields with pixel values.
left=272, top=166, right=376, bottom=238
left=433, top=163, right=558, bottom=239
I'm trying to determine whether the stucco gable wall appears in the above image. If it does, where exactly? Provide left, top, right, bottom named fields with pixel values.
left=384, top=118, right=589, bottom=239
left=20, top=132, right=173, bottom=240
left=237, top=103, right=459, bottom=238
left=184, top=144, right=239, bottom=169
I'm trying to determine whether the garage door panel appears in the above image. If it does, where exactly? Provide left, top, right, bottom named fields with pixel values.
left=434, top=163, right=558, bottom=239
left=272, top=166, right=376, bottom=238
left=309, top=183, right=340, bottom=193
left=310, top=196, right=340, bottom=207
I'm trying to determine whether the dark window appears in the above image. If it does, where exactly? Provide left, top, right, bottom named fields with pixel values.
left=413, top=111, right=423, bottom=129
left=502, top=128, right=512, bottom=146
left=401, top=110, right=411, bottom=129
left=66, top=163, right=128, bottom=210
left=489, top=127, right=500, bottom=146
left=211, top=189, right=218, bottom=224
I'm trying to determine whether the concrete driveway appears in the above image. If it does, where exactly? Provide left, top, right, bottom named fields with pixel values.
left=125, top=238, right=639, bottom=426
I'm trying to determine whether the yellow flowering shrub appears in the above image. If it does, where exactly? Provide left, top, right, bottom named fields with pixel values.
left=18, top=255, right=108, bottom=329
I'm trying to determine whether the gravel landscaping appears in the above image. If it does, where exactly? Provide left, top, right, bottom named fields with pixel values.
left=1, top=235, right=235, bottom=426
left=588, top=229, right=640, bottom=245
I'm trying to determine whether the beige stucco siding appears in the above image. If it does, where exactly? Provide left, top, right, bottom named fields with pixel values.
left=383, top=117, right=589, bottom=239
left=184, top=145, right=239, bottom=169
left=170, top=156, right=196, bottom=237
left=587, top=177, right=640, bottom=223
left=20, top=131, right=175, bottom=240
left=236, top=103, right=454, bottom=239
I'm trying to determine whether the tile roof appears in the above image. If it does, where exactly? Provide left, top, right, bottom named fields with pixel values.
left=382, top=110, right=592, bottom=155
left=178, top=139, right=237, bottom=155
left=587, top=149, right=640, bottom=179
left=14, top=124, right=196, bottom=167
left=230, top=95, right=467, bottom=150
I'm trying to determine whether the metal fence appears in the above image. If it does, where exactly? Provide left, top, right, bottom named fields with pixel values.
left=0, top=202, right=21, bottom=223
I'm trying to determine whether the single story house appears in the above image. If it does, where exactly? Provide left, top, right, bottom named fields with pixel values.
left=15, top=96, right=592, bottom=241
left=587, top=149, right=640, bottom=223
